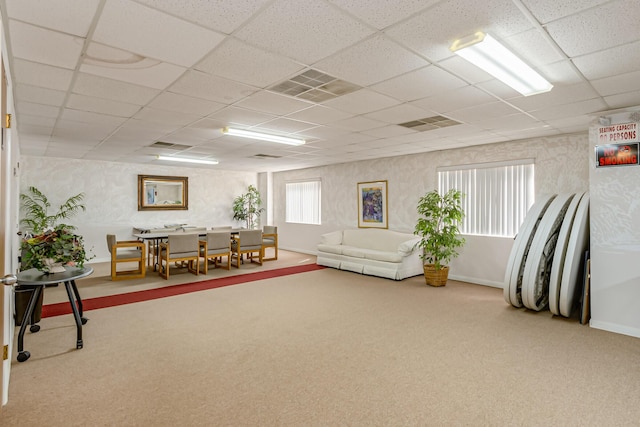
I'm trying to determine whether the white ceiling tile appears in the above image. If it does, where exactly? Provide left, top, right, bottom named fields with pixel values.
left=592, top=70, right=640, bottom=96
left=328, top=0, right=441, bottom=30
left=9, top=20, right=83, bottom=69
left=475, top=79, right=523, bottom=99
left=234, top=0, right=374, bottom=64
left=73, top=73, right=160, bottom=105
left=256, top=118, right=318, bottom=134
left=331, top=116, right=386, bottom=132
left=15, top=84, right=66, bottom=106
left=134, top=0, right=270, bottom=34
left=323, top=89, right=401, bottom=115
left=573, top=40, right=640, bottom=80
left=386, top=0, right=533, bottom=62
left=522, top=0, right=617, bottom=24
left=80, top=43, right=187, bottom=90
left=207, top=107, right=276, bottom=127
left=66, top=94, right=142, bottom=117
left=170, top=70, right=257, bottom=103
left=502, top=28, right=565, bottom=68
left=410, top=85, right=494, bottom=113
left=508, top=82, right=600, bottom=112
left=52, top=121, right=118, bottom=140
left=17, top=101, right=60, bottom=118
left=545, top=0, right=640, bottom=56
left=17, top=114, right=56, bottom=128
left=6, top=0, right=101, bottom=36
left=11, top=59, right=74, bottom=91
left=133, top=107, right=202, bottom=127
left=316, top=35, right=429, bottom=86
left=364, top=104, right=435, bottom=124
left=604, top=90, right=640, bottom=110
left=371, top=66, right=467, bottom=101
left=529, top=98, right=608, bottom=121
left=360, top=125, right=416, bottom=138
left=92, top=0, right=225, bottom=67
left=235, top=91, right=312, bottom=116
left=195, top=38, right=304, bottom=88
left=298, top=126, right=350, bottom=141
left=534, top=60, right=584, bottom=86
left=285, top=105, right=352, bottom=125
left=60, top=108, right=128, bottom=127
left=19, top=123, right=54, bottom=136
left=149, top=92, right=225, bottom=116
left=447, top=101, right=523, bottom=123
left=437, top=56, right=493, bottom=85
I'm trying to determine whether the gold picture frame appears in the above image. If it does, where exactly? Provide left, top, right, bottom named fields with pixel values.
left=357, top=180, right=388, bottom=228
left=138, top=175, right=188, bottom=211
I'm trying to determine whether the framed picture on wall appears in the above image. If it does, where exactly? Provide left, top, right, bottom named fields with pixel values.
left=357, top=180, right=388, bottom=228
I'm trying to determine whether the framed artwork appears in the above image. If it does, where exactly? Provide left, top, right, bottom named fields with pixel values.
left=357, top=180, right=388, bottom=228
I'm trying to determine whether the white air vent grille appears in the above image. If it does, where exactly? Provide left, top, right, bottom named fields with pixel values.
left=252, top=154, right=282, bottom=159
left=150, top=141, right=192, bottom=150
left=268, top=69, right=360, bottom=103
left=398, top=116, right=461, bottom=132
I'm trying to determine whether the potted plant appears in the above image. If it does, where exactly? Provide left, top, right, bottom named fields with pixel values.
left=19, top=186, right=91, bottom=272
left=414, top=189, right=465, bottom=287
left=232, top=185, right=264, bottom=229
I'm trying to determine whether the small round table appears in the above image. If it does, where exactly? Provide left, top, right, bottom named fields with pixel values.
left=16, top=266, right=93, bottom=362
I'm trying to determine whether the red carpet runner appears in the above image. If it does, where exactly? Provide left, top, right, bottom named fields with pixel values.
left=42, top=264, right=325, bottom=318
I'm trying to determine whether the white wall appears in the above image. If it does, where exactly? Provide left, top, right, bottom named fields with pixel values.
left=588, top=114, right=640, bottom=338
left=273, top=133, right=590, bottom=287
left=19, top=156, right=257, bottom=262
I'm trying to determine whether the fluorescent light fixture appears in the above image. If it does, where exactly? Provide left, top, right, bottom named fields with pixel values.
left=450, top=32, right=553, bottom=96
left=157, top=155, right=218, bottom=165
left=222, top=127, right=305, bottom=146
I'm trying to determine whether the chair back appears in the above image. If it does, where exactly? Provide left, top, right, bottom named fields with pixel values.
left=206, top=231, right=231, bottom=250
left=263, top=226, right=277, bottom=234
left=238, top=230, right=262, bottom=247
left=212, top=226, right=233, bottom=230
left=168, top=233, right=199, bottom=256
left=106, top=234, right=116, bottom=254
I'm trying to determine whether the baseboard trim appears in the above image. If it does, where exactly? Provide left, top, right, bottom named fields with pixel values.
left=448, top=274, right=504, bottom=289
left=589, top=320, right=640, bottom=339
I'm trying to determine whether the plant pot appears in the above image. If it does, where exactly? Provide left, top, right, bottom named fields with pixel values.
left=423, top=264, right=449, bottom=287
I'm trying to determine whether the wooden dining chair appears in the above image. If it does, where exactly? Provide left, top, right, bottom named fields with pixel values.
left=158, top=233, right=200, bottom=280
left=231, top=230, right=263, bottom=268
left=261, top=225, right=278, bottom=261
left=199, top=231, right=231, bottom=273
left=106, top=234, right=146, bottom=281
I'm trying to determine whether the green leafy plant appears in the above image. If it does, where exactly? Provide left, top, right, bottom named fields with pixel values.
left=20, top=186, right=86, bottom=234
left=414, top=189, right=466, bottom=270
left=19, top=187, right=91, bottom=271
left=20, top=224, right=90, bottom=271
left=232, top=185, right=264, bottom=229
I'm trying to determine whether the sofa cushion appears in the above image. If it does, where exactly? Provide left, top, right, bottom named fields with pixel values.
left=342, top=246, right=365, bottom=258
left=320, top=230, right=343, bottom=245
left=343, top=229, right=416, bottom=252
left=398, top=238, right=420, bottom=256
left=317, top=244, right=343, bottom=255
left=362, top=249, right=403, bottom=263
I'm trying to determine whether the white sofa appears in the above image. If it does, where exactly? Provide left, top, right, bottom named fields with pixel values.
left=316, top=228, right=423, bottom=280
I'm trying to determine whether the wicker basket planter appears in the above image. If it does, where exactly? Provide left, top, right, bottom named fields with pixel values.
left=423, top=264, right=449, bottom=287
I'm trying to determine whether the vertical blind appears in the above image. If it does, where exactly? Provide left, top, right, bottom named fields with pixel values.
left=285, top=180, right=321, bottom=225
left=438, top=160, right=534, bottom=237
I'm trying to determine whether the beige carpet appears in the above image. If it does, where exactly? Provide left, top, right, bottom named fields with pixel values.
left=2, top=252, right=640, bottom=426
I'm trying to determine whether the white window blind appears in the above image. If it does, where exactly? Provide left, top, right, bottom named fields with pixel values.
left=286, top=180, right=321, bottom=225
left=438, top=160, right=534, bottom=237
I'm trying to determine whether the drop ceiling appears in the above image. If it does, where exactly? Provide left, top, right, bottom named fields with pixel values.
left=2, top=0, right=639, bottom=172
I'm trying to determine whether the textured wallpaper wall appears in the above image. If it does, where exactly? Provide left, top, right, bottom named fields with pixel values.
left=273, top=133, right=590, bottom=286
left=19, top=156, right=256, bottom=261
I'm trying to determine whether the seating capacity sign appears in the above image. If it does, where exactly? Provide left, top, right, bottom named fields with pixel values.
left=596, top=122, right=639, bottom=168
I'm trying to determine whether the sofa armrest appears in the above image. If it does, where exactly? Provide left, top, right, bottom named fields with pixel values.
left=320, top=230, right=343, bottom=245
left=398, top=237, right=421, bottom=256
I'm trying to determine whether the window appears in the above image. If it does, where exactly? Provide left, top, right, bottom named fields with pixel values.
left=286, top=180, right=321, bottom=225
left=438, top=159, right=534, bottom=237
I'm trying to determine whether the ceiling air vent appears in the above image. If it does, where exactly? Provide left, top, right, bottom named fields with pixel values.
left=251, top=154, right=282, bottom=159
left=268, top=69, right=360, bottom=103
left=398, top=115, right=461, bottom=132
left=150, top=141, right=192, bottom=150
